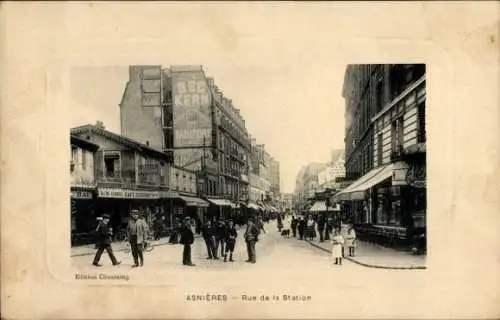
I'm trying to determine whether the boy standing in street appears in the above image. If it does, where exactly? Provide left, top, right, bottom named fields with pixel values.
left=224, top=220, right=238, bottom=262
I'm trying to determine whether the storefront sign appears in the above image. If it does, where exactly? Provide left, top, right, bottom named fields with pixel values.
left=392, top=161, right=409, bottom=186
left=71, top=190, right=93, bottom=199
left=98, top=188, right=159, bottom=199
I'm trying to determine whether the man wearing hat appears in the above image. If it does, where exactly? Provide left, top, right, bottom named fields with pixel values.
left=127, top=209, right=149, bottom=267
left=93, top=214, right=121, bottom=267
left=179, top=216, right=195, bottom=266
left=224, top=220, right=238, bottom=262
left=244, top=217, right=260, bottom=263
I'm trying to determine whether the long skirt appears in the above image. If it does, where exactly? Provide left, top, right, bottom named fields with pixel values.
left=331, top=244, right=342, bottom=259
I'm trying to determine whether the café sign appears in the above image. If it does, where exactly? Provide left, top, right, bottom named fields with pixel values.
left=98, top=188, right=159, bottom=199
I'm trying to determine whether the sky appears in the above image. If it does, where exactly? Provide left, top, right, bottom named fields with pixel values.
left=67, top=3, right=358, bottom=194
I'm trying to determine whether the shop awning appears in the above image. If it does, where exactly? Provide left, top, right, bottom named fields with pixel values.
left=247, top=202, right=262, bottom=210
left=334, top=164, right=394, bottom=201
left=207, top=198, right=235, bottom=207
left=308, top=201, right=338, bottom=212
left=241, top=174, right=249, bottom=183
left=179, top=196, right=209, bottom=208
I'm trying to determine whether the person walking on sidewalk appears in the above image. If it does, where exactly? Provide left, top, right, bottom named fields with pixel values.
left=127, top=210, right=148, bottom=268
left=317, top=214, right=326, bottom=242
left=179, top=217, right=196, bottom=266
left=224, top=220, right=238, bottom=262
left=244, top=218, right=260, bottom=263
left=202, top=220, right=217, bottom=260
left=298, top=216, right=306, bottom=240
left=345, top=224, right=357, bottom=257
left=291, top=215, right=298, bottom=237
left=331, top=228, right=345, bottom=265
left=306, top=215, right=316, bottom=241
left=93, top=214, right=121, bottom=267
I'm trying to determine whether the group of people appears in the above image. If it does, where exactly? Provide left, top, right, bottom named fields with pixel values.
left=178, top=216, right=264, bottom=266
left=287, top=213, right=357, bottom=266
left=92, top=209, right=151, bottom=268
left=289, top=214, right=339, bottom=242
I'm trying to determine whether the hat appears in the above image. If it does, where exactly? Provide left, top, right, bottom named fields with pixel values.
left=131, top=210, right=139, bottom=215
left=102, top=214, right=110, bottom=219
left=183, top=216, right=191, bottom=221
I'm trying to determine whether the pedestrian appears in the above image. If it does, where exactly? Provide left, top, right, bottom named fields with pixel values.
left=256, top=216, right=266, bottom=235
left=298, top=216, right=306, bottom=240
left=92, top=214, right=121, bottom=267
left=306, top=215, right=316, bottom=241
left=331, top=228, right=345, bottom=265
left=179, top=217, right=196, bottom=266
left=244, top=218, right=260, bottom=263
left=346, top=224, right=357, bottom=257
left=224, top=220, right=238, bottom=262
left=215, top=220, right=228, bottom=259
left=317, top=214, right=326, bottom=242
left=169, top=218, right=180, bottom=244
left=127, top=210, right=148, bottom=268
left=202, top=220, right=217, bottom=259
left=291, top=215, right=298, bottom=237
left=277, top=214, right=283, bottom=232
left=325, top=216, right=333, bottom=241
left=153, top=215, right=164, bottom=240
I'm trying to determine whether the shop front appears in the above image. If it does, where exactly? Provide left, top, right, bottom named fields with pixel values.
left=70, top=187, right=96, bottom=246
left=206, top=198, right=235, bottom=221
left=95, top=187, right=160, bottom=233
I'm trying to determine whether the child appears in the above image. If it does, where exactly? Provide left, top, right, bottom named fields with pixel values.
left=224, top=220, right=238, bottom=262
left=346, top=225, right=357, bottom=257
left=331, top=229, right=345, bottom=265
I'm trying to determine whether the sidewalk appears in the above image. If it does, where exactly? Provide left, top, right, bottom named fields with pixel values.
left=71, top=235, right=201, bottom=257
left=307, top=238, right=426, bottom=270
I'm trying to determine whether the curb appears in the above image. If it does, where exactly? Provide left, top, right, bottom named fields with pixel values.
left=306, top=240, right=426, bottom=270
left=71, top=235, right=203, bottom=258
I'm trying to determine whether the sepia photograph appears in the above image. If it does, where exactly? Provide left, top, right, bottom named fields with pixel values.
left=69, top=63, right=427, bottom=273
left=2, top=2, right=499, bottom=319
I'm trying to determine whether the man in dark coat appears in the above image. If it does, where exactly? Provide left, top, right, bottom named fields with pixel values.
left=202, top=220, right=217, bottom=259
left=215, top=220, right=228, bottom=258
left=179, top=217, right=195, bottom=266
left=317, top=214, right=326, bottom=242
left=298, top=216, right=306, bottom=240
left=93, top=214, right=121, bottom=267
left=291, top=215, right=298, bottom=237
left=244, top=218, right=260, bottom=263
left=224, top=220, right=238, bottom=262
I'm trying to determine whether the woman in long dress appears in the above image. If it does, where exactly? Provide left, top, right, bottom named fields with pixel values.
left=345, top=225, right=357, bottom=257
left=331, top=229, right=345, bottom=265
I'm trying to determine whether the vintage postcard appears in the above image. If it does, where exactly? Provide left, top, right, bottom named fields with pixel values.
left=1, top=2, right=499, bottom=319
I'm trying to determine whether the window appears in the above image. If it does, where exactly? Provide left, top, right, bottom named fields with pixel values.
left=391, top=117, right=404, bottom=153
left=104, top=154, right=120, bottom=178
left=377, top=134, right=383, bottom=166
left=82, top=151, right=86, bottom=170
left=376, top=80, right=384, bottom=112
left=71, top=146, right=77, bottom=163
left=417, top=101, right=426, bottom=143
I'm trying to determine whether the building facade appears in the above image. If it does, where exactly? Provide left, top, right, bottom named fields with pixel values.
left=70, top=124, right=208, bottom=243
left=70, top=135, right=99, bottom=243
left=335, top=64, right=426, bottom=248
left=294, top=162, right=328, bottom=210
left=318, top=150, right=346, bottom=192
left=119, top=65, right=251, bottom=218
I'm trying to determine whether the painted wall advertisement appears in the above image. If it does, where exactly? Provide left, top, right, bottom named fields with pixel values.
left=171, top=68, right=212, bottom=148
